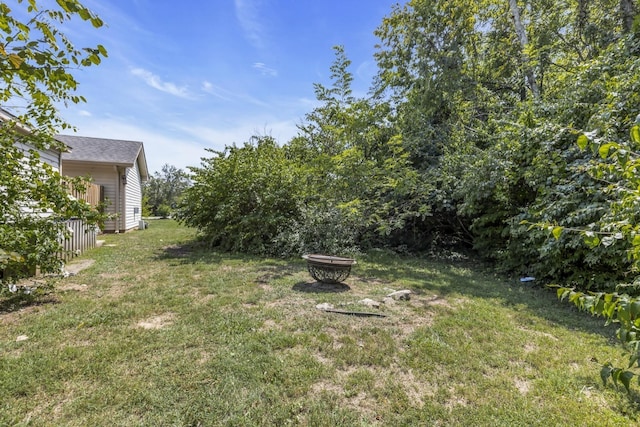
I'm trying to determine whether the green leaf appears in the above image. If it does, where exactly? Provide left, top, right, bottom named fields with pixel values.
left=631, top=125, right=640, bottom=145
left=552, top=226, right=563, bottom=240
left=601, top=363, right=613, bottom=386
left=620, top=370, right=634, bottom=393
left=629, top=353, right=640, bottom=369
left=583, top=234, right=600, bottom=248
left=630, top=301, right=640, bottom=319
left=8, top=53, right=23, bottom=68
left=577, top=134, right=589, bottom=150
left=599, top=143, right=613, bottom=159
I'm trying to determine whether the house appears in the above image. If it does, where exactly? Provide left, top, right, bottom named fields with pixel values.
left=0, top=108, right=63, bottom=172
left=0, top=108, right=99, bottom=268
left=57, top=135, right=149, bottom=233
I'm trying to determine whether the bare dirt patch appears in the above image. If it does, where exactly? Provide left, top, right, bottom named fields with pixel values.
left=64, top=259, right=95, bottom=275
left=135, top=313, right=176, bottom=330
left=99, top=272, right=127, bottom=279
left=57, top=282, right=88, bottom=292
left=514, top=378, right=531, bottom=395
left=309, top=365, right=434, bottom=418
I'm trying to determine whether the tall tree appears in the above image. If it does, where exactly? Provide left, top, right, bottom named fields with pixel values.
left=143, top=164, right=191, bottom=217
left=620, top=0, right=636, bottom=33
left=508, top=0, right=540, bottom=99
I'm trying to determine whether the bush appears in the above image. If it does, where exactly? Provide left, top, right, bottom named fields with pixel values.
left=273, top=203, right=361, bottom=257
left=156, top=204, right=171, bottom=218
left=176, top=136, right=302, bottom=254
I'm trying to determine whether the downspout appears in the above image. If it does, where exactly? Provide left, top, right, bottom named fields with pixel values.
left=115, top=166, right=122, bottom=233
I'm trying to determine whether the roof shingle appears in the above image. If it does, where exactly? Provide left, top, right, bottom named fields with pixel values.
left=57, top=135, right=143, bottom=166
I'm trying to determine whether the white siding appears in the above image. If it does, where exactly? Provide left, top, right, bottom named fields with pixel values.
left=63, top=163, right=119, bottom=232
left=124, top=162, right=143, bottom=230
left=15, top=141, right=61, bottom=172
left=63, top=161, right=144, bottom=232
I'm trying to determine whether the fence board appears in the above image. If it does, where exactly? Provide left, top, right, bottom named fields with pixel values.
left=65, top=180, right=102, bottom=207
left=59, top=219, right=98, bottom=262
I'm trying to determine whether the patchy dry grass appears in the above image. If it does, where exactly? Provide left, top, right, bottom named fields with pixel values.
left=1, top=219, right=638, bottom=425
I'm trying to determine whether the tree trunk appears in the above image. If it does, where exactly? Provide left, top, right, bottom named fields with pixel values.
left=508, top=0, right=540, bottom=100
left=576, top=0, right=589, bottom=33
left=620, top=0, right=635, bottom=33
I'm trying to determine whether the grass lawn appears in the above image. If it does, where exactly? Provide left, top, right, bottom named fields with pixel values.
left=1, top=219, right=638, bottom=425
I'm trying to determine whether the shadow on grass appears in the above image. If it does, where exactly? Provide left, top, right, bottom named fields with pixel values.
left=154, top=238, right=614, bottom=340
left=356, top=252, right=617, bottom=341
left=0, top=292, right=58, bottom=314
left=293, top=281, right=351, bottom=293
left=154, top=241, right=252, bottom=265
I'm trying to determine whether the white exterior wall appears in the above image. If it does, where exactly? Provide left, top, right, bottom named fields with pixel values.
left=15, top=141, right=61, bottom=172
left=63, top=163, right=119, bottom=232
left=124, top=161, right=143, bottom=230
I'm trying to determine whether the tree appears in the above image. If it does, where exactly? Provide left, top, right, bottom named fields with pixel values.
left=0, top=0, right=106, bottom=132
left=291, top=46, right=431, bottom=251
left=0, top=0, right=107, bottom=287
left=551, top=116, right=640, bottom=394
left=508, top=0, right=540, bottom=99
left=143, top=164, right=191, bottom=217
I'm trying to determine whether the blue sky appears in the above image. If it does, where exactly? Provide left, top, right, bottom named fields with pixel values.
left=49, top=0, right=399, bottom=174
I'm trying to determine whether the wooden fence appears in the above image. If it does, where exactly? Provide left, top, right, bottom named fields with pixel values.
left=59, top=219, right=99, bottom=262
left=60, top=180, right=103, bottom=262
left=65, top=180, right=102, bottom=207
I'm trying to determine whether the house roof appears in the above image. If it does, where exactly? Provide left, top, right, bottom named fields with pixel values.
left=56, top=134, right=149, bottom=180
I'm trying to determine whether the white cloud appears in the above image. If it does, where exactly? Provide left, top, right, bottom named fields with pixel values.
left=59, top=113, right=300, bottom=174
left=131, top=68, right=191, bottom=99
left=201, top=80, right=271, bottom=107
left=171, top=118, right=300, bottom=151
left=78, top=110, right=92, bottom=117
left=201, top=80, right=234, bottom=102
left=234, top=0, right=266, bottom=49
left=252, top=62, right=278, bottom=77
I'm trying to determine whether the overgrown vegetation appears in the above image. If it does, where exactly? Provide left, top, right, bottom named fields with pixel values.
left=175, top=2, right=640, bottom=397
left=179, top=0, right=640, bottom=295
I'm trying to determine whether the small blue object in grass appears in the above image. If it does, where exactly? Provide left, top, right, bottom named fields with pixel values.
left=520, top=277, right=535, bottom=282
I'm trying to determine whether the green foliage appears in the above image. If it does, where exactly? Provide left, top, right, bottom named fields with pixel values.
left=142, top=164, right=191, bottom=217
left=0, top=0, right=106, bottom=132
left=177, top=136, right=303, bottom=254
left=179, top=0, right=639, bottom=286
left=557, top=286, right=640, bottom=393
left=273, top=204, right=361, bottom=257
left=0, top=127, right=104, bottom=285
left=0, top=0, right=106, bottom=285
left=293, top=47, right=432, bottom=252
left=155, top=204, right=171, bottom=219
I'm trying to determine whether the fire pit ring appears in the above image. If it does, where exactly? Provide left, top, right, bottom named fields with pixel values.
left=302, top=254, right=356, bottom=284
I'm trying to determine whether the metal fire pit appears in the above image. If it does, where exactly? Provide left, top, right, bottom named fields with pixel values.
left=302, top=254, right=356, bottom=284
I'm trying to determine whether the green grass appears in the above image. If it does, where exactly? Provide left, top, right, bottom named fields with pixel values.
left=1, top=219, right=638, bottom=425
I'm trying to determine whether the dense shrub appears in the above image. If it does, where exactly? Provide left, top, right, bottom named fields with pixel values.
left=176, top=136, right=303, bottom=254
left=273, top=203, right=361, bottom=257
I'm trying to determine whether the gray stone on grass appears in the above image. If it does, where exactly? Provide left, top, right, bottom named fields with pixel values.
left=386, top=289, right=412, bottom=301
left=359, top=298, right=381, bottom=308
